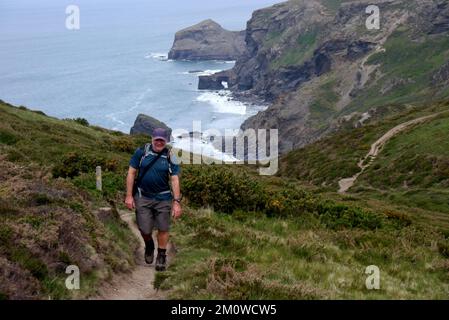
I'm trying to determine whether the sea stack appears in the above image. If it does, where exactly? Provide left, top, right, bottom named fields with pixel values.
left=168, top=19, right=246, bottom=61
left=130, top=114, right=172, bottom=139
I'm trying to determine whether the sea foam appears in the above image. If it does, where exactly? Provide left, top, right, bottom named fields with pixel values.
left=196, top=91, right=247, bottom=115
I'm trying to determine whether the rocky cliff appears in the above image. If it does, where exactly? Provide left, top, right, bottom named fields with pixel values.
left=168, top=19, right=246, bottom=61
left=200, top=0, right=449, bottom=154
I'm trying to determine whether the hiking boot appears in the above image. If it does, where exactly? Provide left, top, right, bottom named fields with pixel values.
left=144, top=245, right=154, bottom=265
left=155, top=253, right=167, bottom=271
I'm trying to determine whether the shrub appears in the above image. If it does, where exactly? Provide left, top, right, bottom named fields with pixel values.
left=111, top=137, right=136, bottom=153
left=317, top=202, right=382, bottom=230
left=182, top=165, right=381, bottom=230
left=52, top=152, right=122, bottom=179
left=0, top=130, right=18, bottom=145
left=384, top=210, right=412, bottom=227
left=30, top=193, right=53, bottom=206
left=182, top=165, right=266, bottom=214
left=10, top=246, right=49, bottom=280
left=52, top=152, right=106, bottom=178
left=32, top=110, right=47, bottom=116
left=0, top=224, right=13, bottom=246
left=6, top=149, right=24, bottom=162
left=74, top=118, right=89, bottom=126
left=438, top=241, right=449, bottom=258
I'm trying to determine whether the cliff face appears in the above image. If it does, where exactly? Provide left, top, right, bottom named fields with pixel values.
left=168, top=19, right=246, bottom=61
left=200, top=0, right=449, bottom=153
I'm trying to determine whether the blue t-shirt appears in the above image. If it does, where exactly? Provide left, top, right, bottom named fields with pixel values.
left=129, top=145, right=180, bottom=201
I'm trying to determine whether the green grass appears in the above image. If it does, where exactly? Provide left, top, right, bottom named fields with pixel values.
left=0, top=100, right=146, bottom=170
left=280, top=100, right=449, bottom=191
left=162, top=208, right=449, bottom=299
left=2, top=98, right=449, bottom=300
left=271, top=28, right=319, bottom=69
left=0, top=100, right=140, bottom=299
left=308, top=77, right=339, bottom=125
left=354, top=112, right=449, bottom=214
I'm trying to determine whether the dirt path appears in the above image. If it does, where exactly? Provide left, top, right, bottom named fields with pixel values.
left=94, top=210, right=173, bottom=300
left=338, top=112, right=444, bottom=193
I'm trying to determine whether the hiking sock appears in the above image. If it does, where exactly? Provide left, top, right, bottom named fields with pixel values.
left=156, top=248, right=167, bottom=271
left=145, top=239, right=155, bottom=253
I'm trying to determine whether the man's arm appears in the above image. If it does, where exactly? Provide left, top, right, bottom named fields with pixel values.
left=170, top=175, right=181, bottom=200
left=125, top=167, right=137, bottom=210
left=170, top=175, right=182, bottom=219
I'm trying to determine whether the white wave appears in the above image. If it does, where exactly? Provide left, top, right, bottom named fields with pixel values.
left=197, top=69, right=223, bottom=76
left=178, top=69, right=222, bottom=76
left=196, top=91, right=246, bottom=115
left=213, top=60, right=236, bottom=64
left=173, top=136, right=238, bottom=163
left=145, top=52, right=168, bottom=61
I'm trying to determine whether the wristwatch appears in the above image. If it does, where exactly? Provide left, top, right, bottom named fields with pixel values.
left=173, top=195, right=182, bottom=203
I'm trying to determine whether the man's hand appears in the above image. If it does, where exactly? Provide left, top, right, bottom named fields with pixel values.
left=125, top=195, right=135, bottom=210
left=172, top=202, right=182, bottom=220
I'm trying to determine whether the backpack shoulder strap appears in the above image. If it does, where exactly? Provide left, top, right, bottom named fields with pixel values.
left=164, top=147, right=174, bottom=175
left=138, top=143, right=152, bottom=168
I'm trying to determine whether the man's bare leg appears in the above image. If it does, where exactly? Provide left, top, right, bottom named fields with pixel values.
left=157, top=231, right=169, bottom=249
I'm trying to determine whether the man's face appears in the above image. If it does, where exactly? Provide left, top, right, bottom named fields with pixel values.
left=152, top=138, right=166, bottom=152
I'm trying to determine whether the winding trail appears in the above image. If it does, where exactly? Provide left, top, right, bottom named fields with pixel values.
left=94, top=210, right=174, bottom=300
left=338, top=112, right=444, bottom=193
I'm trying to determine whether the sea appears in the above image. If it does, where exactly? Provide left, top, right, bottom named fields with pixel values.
left=0, top=0, right=280, bottom=159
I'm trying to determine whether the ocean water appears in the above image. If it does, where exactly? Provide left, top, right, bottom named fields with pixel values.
left=0, top=0, right=279, bottom=141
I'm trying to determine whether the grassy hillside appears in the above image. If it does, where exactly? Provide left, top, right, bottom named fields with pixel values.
left=279, top=99, right=449, bottom=228
left=2, top=100, right=449, bottom=300
left=280, top=100, right=449, bottom=188
left=160, top=147, right=449, bottom=299
left=159, top=207, right=449, bottom=299
left=0, top=100, right=144, bottom=299
left=354, top=110, right=449, bottom=217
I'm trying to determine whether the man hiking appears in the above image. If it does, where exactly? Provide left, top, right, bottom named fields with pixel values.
left=125, top=128, right=182, bottom=271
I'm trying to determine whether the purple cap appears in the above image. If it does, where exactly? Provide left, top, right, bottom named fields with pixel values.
left=152, top=128, right=169, bottom=142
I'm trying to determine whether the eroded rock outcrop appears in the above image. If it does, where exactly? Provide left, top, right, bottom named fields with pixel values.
left=168, top=19, right=246, bottom=61
left=130, top=114, right=172, bottom=139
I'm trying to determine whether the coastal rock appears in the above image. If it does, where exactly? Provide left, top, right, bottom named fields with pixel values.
left=199, top=0, right=449, bottom=154
left=198, top=70, right=236, bottom=90
left=130, top=114, right=172, bottom=139
left=168, top=19, right=246, bottom=61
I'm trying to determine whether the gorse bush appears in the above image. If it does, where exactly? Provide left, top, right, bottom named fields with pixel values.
left=111, top=137, right=138, bottom=153
left=182, top=165, right=266, bottom=213
left=317, top=202, right=382, bottom=230
left=52, top=152, right=119, bottom=178
left=74, top=118, right=89, bottom=126
left=181, top=165, right=382, bottom=230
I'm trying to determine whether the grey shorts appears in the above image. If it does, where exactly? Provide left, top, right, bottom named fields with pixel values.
left=134, top=195, right=172, bottom=234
